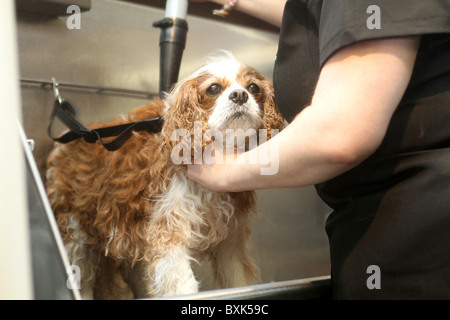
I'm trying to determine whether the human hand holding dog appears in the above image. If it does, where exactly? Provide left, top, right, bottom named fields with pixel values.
left=187, top=37, right=421, bottom=194
left=186, top=144, right=242, bottom=192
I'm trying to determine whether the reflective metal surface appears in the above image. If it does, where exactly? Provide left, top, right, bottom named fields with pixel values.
left=20, top=124, right=81, bottom=300
left=17, top=0, right=331, bottom=297
left=155, top=276, right=331, bottom=300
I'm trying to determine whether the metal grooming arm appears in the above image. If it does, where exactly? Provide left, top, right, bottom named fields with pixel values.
left=153, top=0, right=189, bottom=94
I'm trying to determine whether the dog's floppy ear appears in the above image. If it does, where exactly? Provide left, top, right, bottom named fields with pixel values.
left=161, top=77, right=203, bottom=141
left=261, top=80, right=285, bottom=138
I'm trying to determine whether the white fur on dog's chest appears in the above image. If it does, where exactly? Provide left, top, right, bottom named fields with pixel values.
left=152, top=173, right=237, bottom=251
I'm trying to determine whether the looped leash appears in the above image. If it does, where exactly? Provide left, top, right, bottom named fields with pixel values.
left=48, top=79, right=163, bottom=151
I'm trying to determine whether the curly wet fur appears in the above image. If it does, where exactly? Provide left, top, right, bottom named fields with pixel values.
left=46, top=53, right=284, bottom=299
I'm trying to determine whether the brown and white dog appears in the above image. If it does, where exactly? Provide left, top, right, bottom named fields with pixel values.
left=46, top=52, right=284, bottom=299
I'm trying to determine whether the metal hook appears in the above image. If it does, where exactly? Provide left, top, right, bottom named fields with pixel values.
left=52, top=77, right=63, bottom=104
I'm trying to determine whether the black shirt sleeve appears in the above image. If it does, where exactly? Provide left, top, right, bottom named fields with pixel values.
left=319, top=0, right=450, bottom=66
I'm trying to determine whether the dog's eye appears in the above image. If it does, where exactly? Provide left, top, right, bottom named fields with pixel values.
left=248, top=84, right=260, bottom=95
left=206, top=84, right=223, bottom=97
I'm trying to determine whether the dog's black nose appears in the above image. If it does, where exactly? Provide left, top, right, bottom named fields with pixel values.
left=229, top=89, right=248, bottom=105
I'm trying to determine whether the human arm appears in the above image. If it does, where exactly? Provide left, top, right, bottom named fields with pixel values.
left=186, top=36, right=421, bottom=192
left=190, top=0, right=286, bottom=27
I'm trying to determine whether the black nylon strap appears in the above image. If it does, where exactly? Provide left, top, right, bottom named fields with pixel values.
left=48, top=99, right=163, bottom=151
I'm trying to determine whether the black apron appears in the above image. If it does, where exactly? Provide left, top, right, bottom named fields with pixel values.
left=274, top=0, right=450, bottom=299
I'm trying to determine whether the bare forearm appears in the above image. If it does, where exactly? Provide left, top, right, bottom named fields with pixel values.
left=224, top=37, right=420, bottom=191
left=203, top=0, right=285, bottom=27
left=234, top=0, right=285, bottom=27
left=187, top=37, right=420, bottom=192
